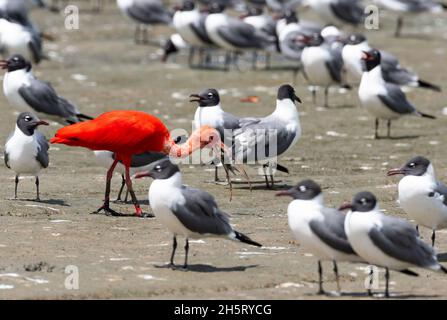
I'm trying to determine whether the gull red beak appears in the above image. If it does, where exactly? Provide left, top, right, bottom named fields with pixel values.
left=361, top=51, right=374, bottom=61
left=135, top=171, right=151, bottom=179
left=0, top=60, right=8, bottom=70
left=338, top=202, right=353, bottom=211
left=189, top=94, right=203, bottom=103
left=275, top=189, right=293, bottom=197
left=387, top=168, right=405, bottom=176
left=297, top=35, right=311, bottom=44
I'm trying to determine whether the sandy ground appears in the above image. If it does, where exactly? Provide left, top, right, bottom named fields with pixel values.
left=0, top=2, right=447, bottom=300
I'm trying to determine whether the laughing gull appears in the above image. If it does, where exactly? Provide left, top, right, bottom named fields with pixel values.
left=204, top=3, right=275, bottom=68
left=277, top=11, right=322, bottom=62
left=358, top=49, right=435, bottom=139
left=374, top=0, right=446, bottom=37
left=1, top=54, right=93, bottom=125
left=266, top=0, right=302, bottom=12
left=305, top=0, right=364, bottom=26
left=300, top=33, right=344, bottom=108
left=341, top=191, right=447, bottom=298
left=0, top=16, right=42, bottom=64
left=190, top=88, right=241, bottom=182
left=276, top=180, right=363, bottom=295
left=4, top=112, right=49, bottom=201
left=117, top=0, right=172, bottom=44
left=136, top=158, right=262, bottom=269
left=387, top=156, right=447, bottom=247
left=232, top=84, right=301, bottom=188
left=342, top=33, right=441, bottom=91
left=94, top=150, right=166, bottom=203
left=169, top=0, right=215, bottom=66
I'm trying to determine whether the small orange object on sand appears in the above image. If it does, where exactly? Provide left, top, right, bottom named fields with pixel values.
left=240, top=96, right=260, bottom=103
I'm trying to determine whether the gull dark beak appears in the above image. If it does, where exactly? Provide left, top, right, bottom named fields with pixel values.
left=189, top=94, right=204, bottom=103
left=297, top=35, right=311, bottom=44
left=0, top=60, right=9, bottom=70
left=387, top=168, right=405, bottom=177
left=135, top=171, right=152, bottom=179
left=338, top=202, right=353, bottom=211
left=275, top=189, right=293, bottom=197
left=294, top=94, right=302, bottom=104
left=36, top=120, right=49, bottom=126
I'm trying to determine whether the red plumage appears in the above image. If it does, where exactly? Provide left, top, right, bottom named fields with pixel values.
left=51, top=110, right=170, bottom=161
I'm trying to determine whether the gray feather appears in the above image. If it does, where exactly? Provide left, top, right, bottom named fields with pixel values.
left=330, top=0, right=364, bottom=25
left=170, top=187, right=233, bottom=236
left=18, top=79, right=80, bottom=122
left=369, top=216, right=438, bottom=269
left=309, top=208, right=356, bottom=255
left=35, top=131, right=49, bottom=169
left=434, top=182, right=447, bottom=206
left=127, top=0, right=171, bottom=24
left=378, top=83, right=417, bottom=115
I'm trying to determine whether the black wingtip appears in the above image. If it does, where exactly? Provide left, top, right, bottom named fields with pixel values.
left=440, top=265, right=447, bottom=274
left=417, top=80, right=442, bottom=92
left=276, top=164, right=289, bottom=174
left=418, top=112, right=436, bottom=120
left=77, top=113, right=94, bottom=121
left=400, top=269, right=419, bottom=277
left=234, top=231, right=262, bottom=247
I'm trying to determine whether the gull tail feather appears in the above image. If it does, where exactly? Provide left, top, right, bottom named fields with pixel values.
left=233, top=231, right=262, bottom=247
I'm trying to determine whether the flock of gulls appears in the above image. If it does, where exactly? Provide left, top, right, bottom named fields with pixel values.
left=0, top=0, right=447, bottom=298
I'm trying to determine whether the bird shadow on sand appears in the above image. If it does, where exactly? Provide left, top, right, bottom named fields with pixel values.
left=154, top=264, right=258, bottom=273
left=309, top=291, right=440, bottom=299
left=235, top=182, right=293, bottom=191
left=437, top=252, right=447, bottom=262
left=10, top=198, right=71, bottom=207
left=377, top=135, right=421, bottom=140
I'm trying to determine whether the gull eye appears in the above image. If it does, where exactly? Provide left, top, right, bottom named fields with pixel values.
left=408, top=163, right=416, bottom=168
left=155, top=165, right=162, bottom=172
left=360, top=198, right=368, bottom=205
left=24, top=116, right=32, bottom=122
left=299, top=186, right=307, bottom=192
left=208, top=93, right=213, bottom=97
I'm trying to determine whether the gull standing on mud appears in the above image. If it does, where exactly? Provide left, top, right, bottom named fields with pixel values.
left=190, top=88, right=241, bottom=182
left=117, top=0, right=172, bottom=44
left=276, top=180, right=363, bottom=295
left=4, top=112, right=49, bottom=201
left=1, top=55, right=93, bottom=125
left=136, top=158, right=262, bottom=269
left=232, top=84, right=301, bottom=188
left=358, top=49, right=435, bottom=139
left=387, top=156, right=447, bottom=247
left=342, top=33, right=441, bottom=91
left=341, top=191, right=447, bottom=298
left=374, top=0, right=446, bottom=37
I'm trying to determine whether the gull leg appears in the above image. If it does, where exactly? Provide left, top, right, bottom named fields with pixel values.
left=317, top=260, right=325, bottom=295
left=333, top=260, right=341, bottom=294
left=387, top=120, right=391, bottom=139
left=35, top=176, right=41, bottom=201
left=384, top=267, right=390, bottom=298
left=395, top=16, right=403, bottom=38
left=169, top=235, right=177, bottom=268
left=324, top=86, right=329, bottom=108
left=375, top=118, right=380, bottom=139
left=263, top=164, right=271, bottom=189
left=367, top=266, right=374, bottom=296
left=14, top=175, right=19, bottom=200
left=114, top=174, right=126, bottom=202
left=183, top=238, right=189, bottom=269
left=432, top=230, right=436, bottom=247
left=312, top=89, right=317, bottom=107
left=416, top=225, right=419, bottom=236
left=134, top=25, right=140, bottom=44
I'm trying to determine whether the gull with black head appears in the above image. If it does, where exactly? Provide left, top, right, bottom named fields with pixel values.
left=136, top=158, right=262, bottom=269
left=4, top=112, right=49, bottom=201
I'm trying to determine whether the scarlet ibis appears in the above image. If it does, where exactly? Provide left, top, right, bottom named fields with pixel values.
left=50, top=110, right=226, bottom=217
